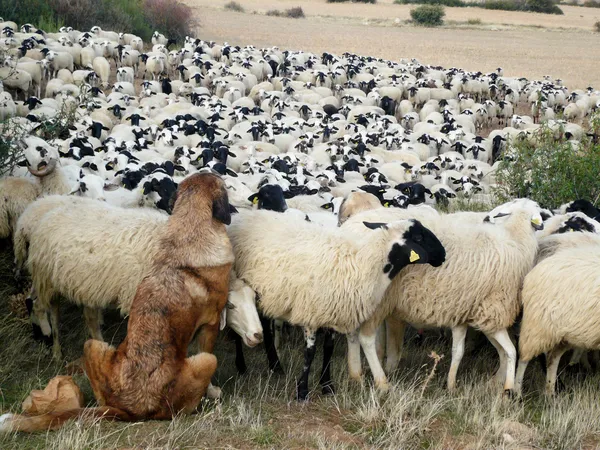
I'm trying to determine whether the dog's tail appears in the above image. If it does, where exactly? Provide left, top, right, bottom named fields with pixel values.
left=0, top=406, right=132, bottom=433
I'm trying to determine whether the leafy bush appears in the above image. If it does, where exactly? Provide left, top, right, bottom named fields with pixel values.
left=467, top=17, right=482, bottom=24
left=224, top=1, right=245, bottom=11
left=395, top=0, right=462, bottom=7
left=395, top=0, right=563, bottom=13
left=327, top=0, right=376, bottom=3
left=285, top=6, right=305, bottom=17
left=410, top=4, right=445, bottom=25
left=265, top=6, right=305, bottom=17
left=494, top=122, right=600, bottom=208
left=584, top=0, right=600, bottom=7
left=0, top=0, right=197, bottom=42
left=525, top=0, right=564, bottom=13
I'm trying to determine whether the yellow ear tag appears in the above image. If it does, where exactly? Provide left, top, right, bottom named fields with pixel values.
left=384, top=202, right=390, bottom=207
left=409, top=250, right=420, bottom=263
left=252, top=197, right=259, bottom=205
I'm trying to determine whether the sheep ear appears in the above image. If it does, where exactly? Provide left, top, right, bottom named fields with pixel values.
left=493, top=212, right=511, bottom=219
left=363, top=222, right=388, bottom=230
left=219, top=306, right=227, bottom=331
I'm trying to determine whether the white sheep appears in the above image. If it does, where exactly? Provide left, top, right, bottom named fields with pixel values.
left=228, top=208, right=445, bottom=398
left=15, top=195, right=262, bottom=359
left=342, top=201, right=542, bottom=393
left=92, top=56, right=111, bottom=88
left=515, top=246, right=600, bottom=395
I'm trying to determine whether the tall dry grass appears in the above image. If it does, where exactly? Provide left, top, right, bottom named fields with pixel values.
left=1, top=244, right=600, bottom=448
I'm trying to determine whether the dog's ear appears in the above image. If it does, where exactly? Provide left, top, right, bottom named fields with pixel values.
left=212, top=188, right=231, bottom=225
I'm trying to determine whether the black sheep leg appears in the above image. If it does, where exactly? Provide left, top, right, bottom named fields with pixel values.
left=260, top=314, right=283, bottom=373
left=234, top=333, right=247, bottom=375
left=297, top=327, right=317, bottom=401
left=320, top=329, right=335, bottom=395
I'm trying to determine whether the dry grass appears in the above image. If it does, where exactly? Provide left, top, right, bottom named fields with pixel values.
left=2, top=244, right=600, bottom=448
left=184, top=0, right=600, bottom=89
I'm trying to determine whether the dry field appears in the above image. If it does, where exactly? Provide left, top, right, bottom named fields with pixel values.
left=182, top=0, right=600, bottom=89
left=2, top=242, right=600, bottom=449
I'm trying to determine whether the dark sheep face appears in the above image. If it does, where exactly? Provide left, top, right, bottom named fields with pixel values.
left=248, top=184, right=287, bottom=212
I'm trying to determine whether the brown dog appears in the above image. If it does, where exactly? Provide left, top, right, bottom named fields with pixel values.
left=1, top=173, right=234, bottom=431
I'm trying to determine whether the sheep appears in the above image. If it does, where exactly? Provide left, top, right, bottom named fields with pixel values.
left=515, top=246, right=600, bottom=395
left=0, top=66, right=32, bottom=99
left=45, top=50, right=74, bottom=78
left=92, top=56, right=110, bottom=88
left=0, top=90, right=16, bottom=120
left=0, top=139, right=73, bottom=239
left=13, top=176, right=261, bottom=356
left=342, top=201, right=542, bottom=394
left=228, top=208, right=445, bottom=399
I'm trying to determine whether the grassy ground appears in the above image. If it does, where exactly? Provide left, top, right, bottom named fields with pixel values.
left=1, top=244, right=600, bottom=449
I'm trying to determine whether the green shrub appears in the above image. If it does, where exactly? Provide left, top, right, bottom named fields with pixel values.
left=265, top=7, right=305, bottom=17
left=327, top=0, right=376, bottom=3
left=525, top=0, right=564, bottom=13
left=395, top=0, right=463, bottom=7
left=285, top=6, right=305, bottom=17
left=494, top=122, right=600, bottom=209
left=224, top=1, right=245, bottom=11
left=595, top=20, right=600, bottom=31
left=410, top=4, right=445, bottom=26
left=467, top=17, right=483, bottom=24
left=0, top=0, right=57, bottom=29
left=584, top=0, right=600, bottom=7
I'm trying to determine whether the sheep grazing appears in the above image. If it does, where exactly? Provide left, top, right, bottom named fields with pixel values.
left=515, top=245, right=600, bottom=395
left=228, top=208, right=445, bottom=399
left=0, top=173, right=232, bottom=432
left=342, top=200, right=542, bottom=394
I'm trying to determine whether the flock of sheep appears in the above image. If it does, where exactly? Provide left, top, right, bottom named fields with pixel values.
left=1, top=17, right=600, bottom=409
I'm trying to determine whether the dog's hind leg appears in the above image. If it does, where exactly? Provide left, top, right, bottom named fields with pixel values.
left=174, top=353, right=218, bottom=414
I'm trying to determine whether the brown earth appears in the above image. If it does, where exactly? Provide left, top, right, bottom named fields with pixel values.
left=183, top=0, right=600, bottom=89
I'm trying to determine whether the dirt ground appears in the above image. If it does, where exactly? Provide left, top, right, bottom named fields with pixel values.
left=183, top=0, right=600, bottom=89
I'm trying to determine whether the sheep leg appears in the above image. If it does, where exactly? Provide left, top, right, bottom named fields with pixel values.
left=260, top=314, right=283, bottom=373
left=297, top=327, right=317, bottom=401
left=358, top=327, right=389, bottom=391
left=514, top=359, right=529, bottom=396
left=83, top=307, right=104, bottom=341
left=319, top=329, right=335, bottom=395
left=375, top=323, right=386, bottom=362
left=492, top=329, right=517, bottom=394
left=384, top=315, right=406, bottom=374
left=546, top=345, right=569, bottom=396
left=233, top=334, right=247, bottom=375
left=50, top=300, right=62, bottom=360
left=483, top=332, right=507, bottom=385
left=447, top=325, right=468, bottom=391
left=274, top=319, right=283, bottom=352
left=347, top=330, right=362, bottom=381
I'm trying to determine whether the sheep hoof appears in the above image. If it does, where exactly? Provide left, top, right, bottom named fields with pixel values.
left=321, top=383, right=335, bottom=396
left=296, top=389, right=310, bottom=402
left=503, top=389, right=515, bottom=399
left=375, top=380, right=390, bottom=393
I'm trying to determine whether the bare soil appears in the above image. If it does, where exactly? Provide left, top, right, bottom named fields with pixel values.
left=184, top=0, right=600, bottom=89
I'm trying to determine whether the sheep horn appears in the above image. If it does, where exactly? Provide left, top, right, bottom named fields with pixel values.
left=27, top=158, right=57, bottom=177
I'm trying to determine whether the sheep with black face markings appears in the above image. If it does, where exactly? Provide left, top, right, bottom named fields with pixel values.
left=342, top=199, right=543, bottom=394
left=228, top=208, right=445, bottom=399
